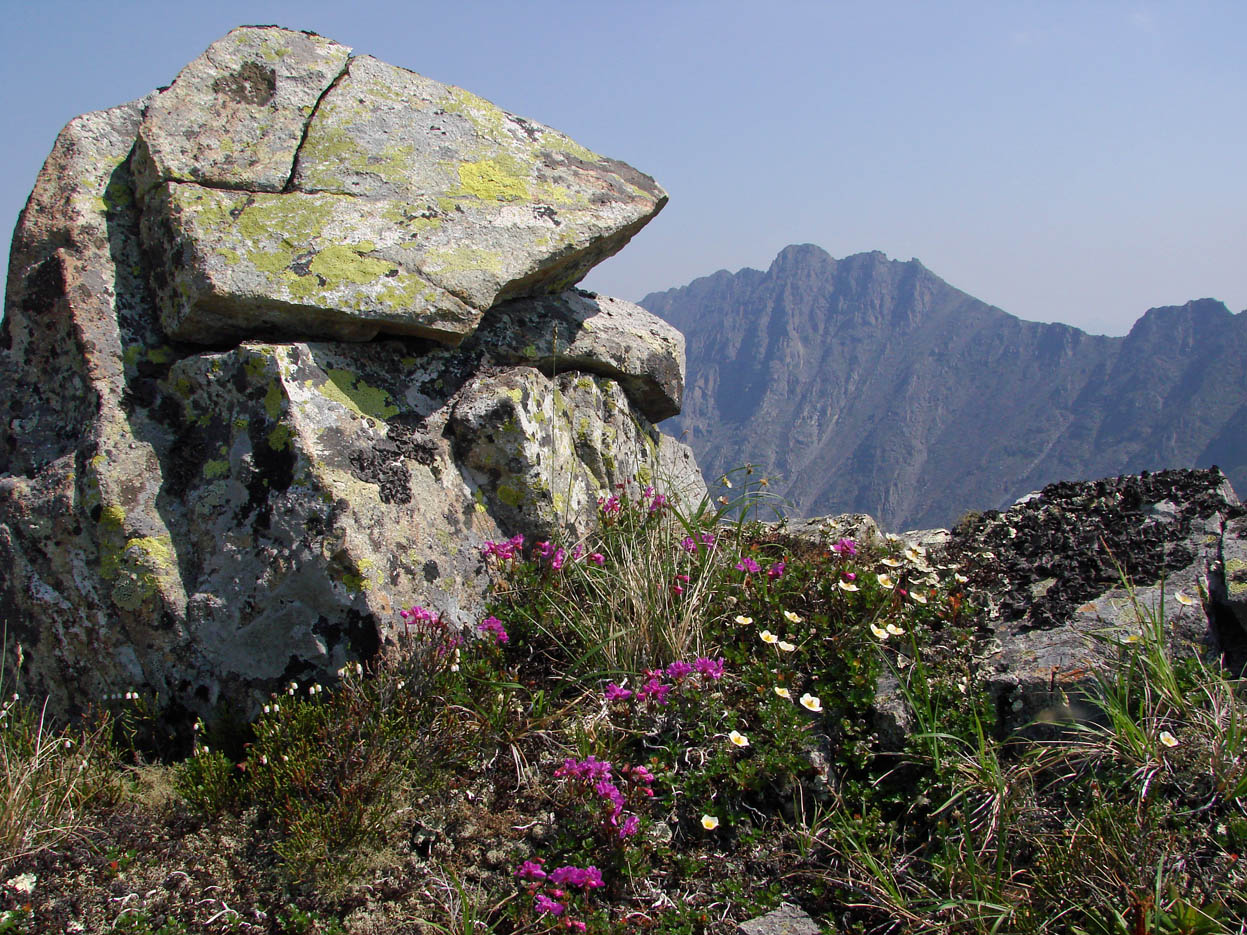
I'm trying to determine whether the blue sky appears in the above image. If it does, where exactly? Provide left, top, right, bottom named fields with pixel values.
left=2, top=0, right=1243, bottom=335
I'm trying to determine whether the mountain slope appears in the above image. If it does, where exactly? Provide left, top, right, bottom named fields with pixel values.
left=641, top=245, right=1247, bottom=529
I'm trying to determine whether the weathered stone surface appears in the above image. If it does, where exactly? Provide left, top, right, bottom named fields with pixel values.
left=450, top=368, right=704, bottom=537
left=133, top=27, right=352, bottom=195
left=135, top=30, right=666, bottom=348
left=739, top=903, right=821, bottom=935
left=468, top=290, right=685, bottom=422
left=945, top=469, right=1243, bottom=727
left=0, top=29, right=694, bottom=727
left=139, top=183, right=480, bottom=343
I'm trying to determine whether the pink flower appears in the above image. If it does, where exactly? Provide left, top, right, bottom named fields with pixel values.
left=477, top=616, right=509, bottom=644
left=516, top=859, right=547, bottom=881
left=589, top=553, right=605, bottom=567
left=767, top=561, right=786, bottom=579
left=694, top=656, right=725, bottom=680
left=549, top=865, right=605, bottom=889
left=680, top=536, right=698, bottom=554
left=550, top=548, right=567, bottom=570
left=735, top=557, right=761, bottom=574
left=598, top=495, right=621, bottom=516
left=665, top=660, right=694, bottom=681
left=534, top=894, right=565, bottom=916
left=604, top=682, right=633, bottom=702
left=832, top=538, right=858, bottom=556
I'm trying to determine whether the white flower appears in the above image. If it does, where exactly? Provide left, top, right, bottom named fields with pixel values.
left=838, top=580, right=859, bottom=593
left=1174, top=591, right=1196, bottom=607
left=783, top=610, right=803, bottom=624
left=778, top=640, right=796, bottom=652
left=877, top=573, right=895, bottom=589
left=870, top=622, right=889, bottom=639
left=909, top=591, right=928, bottom=605
left=6, top=872, right=36, bottom=895
left=701, top=814, right=720, bottom=830
left=880, top=557, right=903, bottom=568
left=885, top=623, right=906, bottom=637
left=729, top=730, right=750, bottom=747
left=773, top=686, right=792, bottom=700
left=956, top=677, right=969, bottom=694
left=735, top=615, right=754, bottom=626
left=1159, top=730, right=1180, bottom=748
left=760, top=630, right=779, bottom=644
left=799, top=693, right=823, bottom=713
left=954, top=573, right=968, bottom=584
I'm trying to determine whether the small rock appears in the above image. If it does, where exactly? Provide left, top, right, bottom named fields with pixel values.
left=739, top=903, right=821, bottom=935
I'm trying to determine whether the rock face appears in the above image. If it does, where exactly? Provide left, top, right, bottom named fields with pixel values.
left=643, top=244, right=1247, bottom=530
left=0, top=27, right=698, bottom=725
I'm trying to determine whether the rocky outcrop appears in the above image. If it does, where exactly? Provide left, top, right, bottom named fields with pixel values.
left=643, top=245, right=1247, bottom=530
left=0, top=26, right=699, bottom=725
left=945, top=468, right=1244, bottom=727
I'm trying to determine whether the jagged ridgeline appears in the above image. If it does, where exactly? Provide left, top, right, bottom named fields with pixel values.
left=644, top=244, right=1247, bottom=530
left=0, top=26, right=704, bottom=724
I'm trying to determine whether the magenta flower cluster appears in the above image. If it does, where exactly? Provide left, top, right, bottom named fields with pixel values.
left=603, top=656, right=725, bottom=709
left=515, top=858, right=602, bottom=928
left=554, top=755, right=654, bottom=839
left=832, top=537, right=858, bottom=557
left=477, top=615, right=508, bottom=645
left=480, top=534, right=525, bottom=561
left=735, top=557, right=761, bottom=574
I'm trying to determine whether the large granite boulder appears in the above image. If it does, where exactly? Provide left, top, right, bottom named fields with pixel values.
left=0, top=27, right=699, bottom=726
left=134, top=28, right=666, bottom=347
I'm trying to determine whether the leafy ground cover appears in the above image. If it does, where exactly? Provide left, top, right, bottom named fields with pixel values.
left=1, top=474, right=1245, bottom=934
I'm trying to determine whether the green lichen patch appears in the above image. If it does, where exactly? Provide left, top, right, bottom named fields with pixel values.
left=321, top=370, right=399, bottom=421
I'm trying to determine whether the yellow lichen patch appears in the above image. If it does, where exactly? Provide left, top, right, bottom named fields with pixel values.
left=264, top=381, right=285, bottom=420
left=267, top=423, right=294, bottom=451
left=426, top=245, right=504, bottom=278
left=203, top=460, right=230, bottom=479
left=110, top=535, right=178, bottom=612
left=457, top=157, right=528, bottom=202
left=442, top=86, right=509, bottom=140
left=321, top=370, right=399, bottom=420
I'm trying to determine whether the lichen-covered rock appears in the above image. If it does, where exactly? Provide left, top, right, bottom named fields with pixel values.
left=134, top=28, right=667, bottom=347
left=132, top=27, right=352, bottom=195
left=0, top=28, right=695, bottom=727
left=945, top=469, right=1243, bottom=727
left=467, top=290, right=685, bottom=422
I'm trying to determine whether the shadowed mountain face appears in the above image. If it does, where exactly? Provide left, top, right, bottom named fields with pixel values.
left=641, top=244, right=1247, bottom=530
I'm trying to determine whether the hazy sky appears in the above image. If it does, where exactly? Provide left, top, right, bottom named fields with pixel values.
left=2, top=1, right=1242, bottom=336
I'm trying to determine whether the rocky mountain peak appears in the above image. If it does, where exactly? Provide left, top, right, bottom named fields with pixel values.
left=645, top=245, right=1247, bottom=530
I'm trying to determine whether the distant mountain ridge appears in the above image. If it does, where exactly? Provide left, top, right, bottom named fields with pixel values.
left=641, top=244, right=1247, bottom=529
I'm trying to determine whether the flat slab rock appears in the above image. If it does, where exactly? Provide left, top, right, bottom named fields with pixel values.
left=738, top=904, right=821, bottom=935
left=135, top=27, right=667, bottom=347
left=467, top=290, right=685, bottom=423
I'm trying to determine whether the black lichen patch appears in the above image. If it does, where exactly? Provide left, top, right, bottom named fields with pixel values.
left=349, top=439, right=411, bottom=505
left=211, top=62, right=277, bottom=106
left=948, top=468, right=1244, bottom=630
left=386, top=416, right=438, bottom=467
left=18, top=254, right=67, bottom=320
